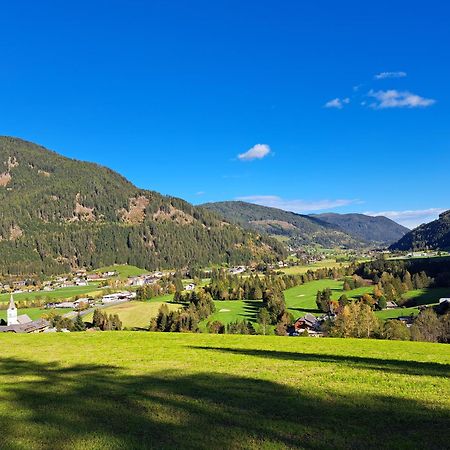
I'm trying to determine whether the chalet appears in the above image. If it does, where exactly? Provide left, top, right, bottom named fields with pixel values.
left=391, top=316, right=415, bottom=327
left=386, top=301, right=398, bottom=310
left=128, top=276, right=145, bottom=286
left=86, top=274, right=101, bottom=281
left=185, top=283, right=196, bottom=291
left=293, top=313, right=320, bottom=334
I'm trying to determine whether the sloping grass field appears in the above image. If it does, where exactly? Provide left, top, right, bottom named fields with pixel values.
left=0, top=333, right=448, bottom=449
left=83, top=300, right=181, bottom=328
left=281, top=259, right=346, bottom=275
left=92, top=264, right=149, bottom=279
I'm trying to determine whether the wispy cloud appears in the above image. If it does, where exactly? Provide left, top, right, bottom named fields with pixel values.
left=368, top=89, right=436, bottom=109
left=236, top=195, right=359, bottom=213
left=324, top=97, right=350, bottom=109
left=364, top=208, right=446, bottom=229
left=237, top=144, right=271, bottom=161
left=374, top=71, right=407, bottom=80
left=195, top=191, right=205, bottom=196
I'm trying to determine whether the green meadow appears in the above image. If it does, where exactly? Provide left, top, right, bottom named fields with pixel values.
left=203, top=279, right=375, bottom=329
left=281, top=259, right=346, bottom=275
left=0, top=307, right=72, bottom=322
left=92, top=264, right=149, bottom=279
left=0, top=333, right=448, bottom=449
left=83, top=298, right=180, bottom=328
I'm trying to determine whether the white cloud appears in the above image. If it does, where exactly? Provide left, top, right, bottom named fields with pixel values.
left=374, top=71, right=407, bottom=80
left=236, top=195, right=359, bottom=213
left=237, top=144, right=271, bottom=161
left=364, top=208, right=446, bottom=229
left=195, top=191, right=205, bottom=196
left=324, top=97, right=350, bottom=109
left=368, top=89, right=435, bottom=109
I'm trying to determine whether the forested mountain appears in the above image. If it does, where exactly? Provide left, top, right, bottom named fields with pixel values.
left=390, top=210, right=450, bottom=251
left=0, top=137, right=285, bottom=275
left=311, top=213, right=409, bottom=245
left=201, top=201, right=365, bottom=248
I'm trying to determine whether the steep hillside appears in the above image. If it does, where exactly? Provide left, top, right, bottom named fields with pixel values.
left=0, top=137, right=285, bottom=275
left=390, top=210, right=450, bottom=251
left=311, top=213, right=409, bottom=245
left=201, top=201, right=365, bottom=248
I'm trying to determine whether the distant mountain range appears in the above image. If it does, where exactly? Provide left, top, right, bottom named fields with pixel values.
left=0, top=137, right=285, bottom=275
left=390, top=210, right=450, bottom=251
left=201, top=201, right=408, bottom=248
left=310, top=213, right=409, bottom=245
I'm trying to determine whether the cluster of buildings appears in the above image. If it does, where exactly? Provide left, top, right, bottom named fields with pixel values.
left=127, top=272, right=164, bottom=287
left=0, top=295, right=49, bottom=333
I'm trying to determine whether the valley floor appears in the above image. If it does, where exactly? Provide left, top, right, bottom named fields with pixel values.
left=0, top=333, right=448, bottom=449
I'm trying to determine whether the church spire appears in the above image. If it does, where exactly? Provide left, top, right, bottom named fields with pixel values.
left=7, top=294, right=18, bottom=326
left=8, top=294, right=16, bottom=310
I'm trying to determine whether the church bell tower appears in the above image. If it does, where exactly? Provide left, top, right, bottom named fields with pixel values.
left=7, top=294, right=18, bottom=326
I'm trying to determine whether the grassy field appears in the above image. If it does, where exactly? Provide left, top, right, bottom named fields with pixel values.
left=401, top=287, right=449, bottom=306
left=0, top=333, right=448, bottom=449
left=284, top=279, right=373, bottom=316
left=281, top=259, right=346, bottom=275
left=0, top=284, right=102, bottom=304
left=0, top=307, right=72, bottom=321
left=92, top=264, right=149, bottom=279
left=374, top=287, right=448, bottom=320
left=83, top=299, right=180, bottom=328
left=200, top=279, right=374, bottom=329
left=200, top=299, right=264, bottom=330
left=375, top=306, right=423, bottom=320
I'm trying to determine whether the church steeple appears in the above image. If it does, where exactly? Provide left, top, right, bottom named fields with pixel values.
left=7, top=294, right=18, bottom=326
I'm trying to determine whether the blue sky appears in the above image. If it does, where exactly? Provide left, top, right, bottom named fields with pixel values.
left=0, top=1, right=449, bottom=228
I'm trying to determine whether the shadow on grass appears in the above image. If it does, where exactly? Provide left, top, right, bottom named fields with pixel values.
left=240, top=300, right=264, bottom=321
left=402, top=287, right=447, bottom=307
left=192, top=347, right=450, bottom=379
left=0, top=357, right=449, bottom=449
left=289, top=307, right=321, bottom=314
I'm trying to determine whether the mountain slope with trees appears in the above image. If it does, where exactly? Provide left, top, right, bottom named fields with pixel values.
left=390, top=210, right=450, bottom=251
left=201, top=201, right=365, bottom=248
left=0, top=137, right=285, bottom=275
left=311, top=213, right=408, bottom=245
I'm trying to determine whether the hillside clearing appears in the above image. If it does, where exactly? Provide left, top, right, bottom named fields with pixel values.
left=0, top=333, right=448, bottom=449
left=92, top=264, right=149, bottom=279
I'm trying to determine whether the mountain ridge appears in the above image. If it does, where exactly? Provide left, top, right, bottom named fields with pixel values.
left=0, top=137, right=285, bottom=275
left=202, top=201, right=408, bottom=248
left=390, top=210, right=450, bottom=251
left=310, top=212, right=409, bottom=245
left=201, top=201, right=366, bottom=248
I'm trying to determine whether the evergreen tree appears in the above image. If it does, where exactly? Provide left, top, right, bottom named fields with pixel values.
left=73, top=314, right=86, bottom=331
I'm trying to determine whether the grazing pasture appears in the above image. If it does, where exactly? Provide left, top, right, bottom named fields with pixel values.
left=281, top=259, right=346, bottom=275
left=83, top=299, right=180, bottom=328
left=401, top=287, right=449, bottom=306
left=0, top=333, right=448, bottom=449
left=92, top=264, right=149, bottom=279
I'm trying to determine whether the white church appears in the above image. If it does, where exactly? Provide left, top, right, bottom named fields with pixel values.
left=0, top=295, right=49, bottom=333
